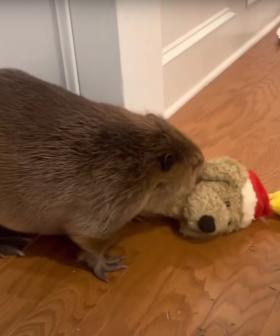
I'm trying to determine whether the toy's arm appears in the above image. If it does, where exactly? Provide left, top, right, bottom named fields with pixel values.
left=269, top=192, right=280, bottom=215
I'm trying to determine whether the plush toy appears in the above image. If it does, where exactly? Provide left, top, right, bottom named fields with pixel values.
left=161, top=157, right=278, bottom=237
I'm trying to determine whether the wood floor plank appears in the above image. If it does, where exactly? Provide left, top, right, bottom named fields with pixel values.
left=0, top=236, right=116, bottom=335
left=1, top=28, right=280, bottom=336
left=72, top=220, right=280, bottom=336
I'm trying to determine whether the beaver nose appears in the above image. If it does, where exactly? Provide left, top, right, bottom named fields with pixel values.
left=198, top=215, right=216, bottom=233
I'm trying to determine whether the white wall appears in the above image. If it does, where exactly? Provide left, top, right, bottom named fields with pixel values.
left=115, top=0, right=164, bottom=114
left=113, top=0, right=280, bottom=116
left=161, top=0, right=280, bottom=116
left=161, top=0, right=229, bottom=47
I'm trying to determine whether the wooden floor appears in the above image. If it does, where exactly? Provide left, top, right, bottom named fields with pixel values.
left=1, top=30, right=280, bottom=336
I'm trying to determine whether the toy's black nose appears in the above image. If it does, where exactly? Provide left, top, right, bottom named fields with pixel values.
left=198, top=215, right=216, bottom=233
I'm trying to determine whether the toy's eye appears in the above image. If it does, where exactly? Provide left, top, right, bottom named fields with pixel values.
left=225, top=200, right=231, bottom=208
left=228, top=220, right=232, bottom=226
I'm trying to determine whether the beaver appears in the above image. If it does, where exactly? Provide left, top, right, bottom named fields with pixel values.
left=0, top=69, right=204, bottom=281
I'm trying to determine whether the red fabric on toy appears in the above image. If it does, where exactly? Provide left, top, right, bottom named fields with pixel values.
left=248, top=170, right=272, bottom=218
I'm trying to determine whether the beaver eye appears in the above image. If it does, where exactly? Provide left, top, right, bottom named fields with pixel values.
left=159, top=153, right=175, bottom=172
left=225, top=200, right=231, bottom=208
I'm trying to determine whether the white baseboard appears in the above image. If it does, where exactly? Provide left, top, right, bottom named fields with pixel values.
left=164, top=15, right=280, bottom=119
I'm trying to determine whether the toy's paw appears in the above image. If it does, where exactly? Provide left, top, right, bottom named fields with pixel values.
left=79, top=252, right=127, bottom=282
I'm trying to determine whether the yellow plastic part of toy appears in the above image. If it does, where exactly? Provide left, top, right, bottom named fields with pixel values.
left=269, top=191, right=280, bottom=215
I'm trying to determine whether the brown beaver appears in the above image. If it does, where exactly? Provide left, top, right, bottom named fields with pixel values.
left=0, top=69, right=204, bottom=281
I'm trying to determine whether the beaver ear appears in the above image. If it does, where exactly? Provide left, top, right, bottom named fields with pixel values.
left=159, top=153, right=175, bottom=172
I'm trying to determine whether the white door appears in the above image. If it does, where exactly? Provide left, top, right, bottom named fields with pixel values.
left=0, top=0, right=66, bottom=88
left=0, top=0, right=124, bottom=106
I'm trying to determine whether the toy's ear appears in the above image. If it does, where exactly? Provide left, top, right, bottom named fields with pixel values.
left=202, top=157, right=247, bottom=188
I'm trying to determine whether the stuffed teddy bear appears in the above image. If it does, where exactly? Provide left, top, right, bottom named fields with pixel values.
left=161, top=157, right=278, bottom=238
